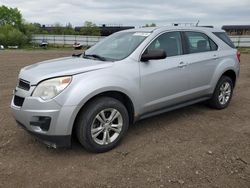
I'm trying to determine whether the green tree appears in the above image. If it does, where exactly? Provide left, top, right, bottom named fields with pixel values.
left=145, top=23, right=156, bottom=27
left=7, top=29, right=27, bottom=46
left=52, top=23, right=64, bottom=34
left=24, top=23, right=41, bottom=34
left=0, top=5, right=23, bottom=29
left=22, top=22, right=41, bottom=40
left=0, top=24, right=27, bottom=46
left=0, top=33, right=5, bottom=45
left=41, top=30, right=49, bottom=34
left=80, top=21, right=100, bottom=36
left=64, top=22, right=75, bottom=35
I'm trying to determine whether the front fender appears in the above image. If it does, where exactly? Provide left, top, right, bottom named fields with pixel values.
left=53, top=69, right=141, bottom=134
left=64, top=72, right=140, bottom=107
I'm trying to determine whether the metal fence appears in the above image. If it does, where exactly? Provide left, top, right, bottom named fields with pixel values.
left=31, top=34, right=104, bottom=46
left=32, top=34, right=250, bottom=47
left=230, top=35, right=250, bottom=47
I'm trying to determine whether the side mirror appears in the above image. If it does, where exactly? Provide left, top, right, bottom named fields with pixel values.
left=141, top=49, right=166, bottom=62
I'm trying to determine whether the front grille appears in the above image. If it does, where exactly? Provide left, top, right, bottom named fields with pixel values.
left=18, top=79, right=30, bottom=91
left=14, top=95, right=25, bottom=107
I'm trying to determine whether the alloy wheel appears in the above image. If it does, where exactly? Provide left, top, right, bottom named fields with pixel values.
left=91, top=108, right=123, bottom=145
left=218, top=81, right=232, bottom=105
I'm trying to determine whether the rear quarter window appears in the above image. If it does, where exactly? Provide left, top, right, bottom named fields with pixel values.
left=213, top=32, right=235, bottom=48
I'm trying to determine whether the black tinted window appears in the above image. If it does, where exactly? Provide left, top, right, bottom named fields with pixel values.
left=148, top=32, right=182, bottom=57
left=213, top=32, right=235, bottom=48
left=209, top=38, right=218, bottom=51
left=185, top=31, right=218, bottom=53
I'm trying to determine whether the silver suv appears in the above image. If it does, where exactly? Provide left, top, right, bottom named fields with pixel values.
left=11, top=27, right=240, bottom=152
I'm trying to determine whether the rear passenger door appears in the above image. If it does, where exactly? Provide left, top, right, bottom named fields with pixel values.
left=183, top=31, right=219, bottom=98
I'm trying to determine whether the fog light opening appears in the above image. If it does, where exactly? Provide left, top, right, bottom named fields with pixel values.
left=30, top=116, right=51, bottom=131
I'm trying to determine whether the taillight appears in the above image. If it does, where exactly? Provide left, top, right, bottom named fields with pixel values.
left=237, top=50, right=241, bottom=63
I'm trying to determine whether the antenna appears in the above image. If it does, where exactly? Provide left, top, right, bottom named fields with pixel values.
left=196, top=20, right=200, bottom=27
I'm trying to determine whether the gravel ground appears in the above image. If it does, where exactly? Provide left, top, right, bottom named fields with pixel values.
left=0, top=50, right=250, bottom=188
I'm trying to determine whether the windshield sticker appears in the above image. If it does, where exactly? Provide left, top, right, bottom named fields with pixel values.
left=133, top=32, right=151, bottom=37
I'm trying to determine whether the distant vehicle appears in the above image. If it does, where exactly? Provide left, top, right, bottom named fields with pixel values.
left=8, top=45, right=18, bottom=49
left=39, top=40, right=48, bottom=48
left=73, top=42, right=83, bottom=50
left=11, top=26, right=240, bottom=153
left=0, top=45, right=4, bottom=50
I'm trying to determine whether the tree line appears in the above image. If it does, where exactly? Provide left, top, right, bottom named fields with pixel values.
left=0, top=6, right=102, bottom=47
left=0, top=5, right=156, bottom=47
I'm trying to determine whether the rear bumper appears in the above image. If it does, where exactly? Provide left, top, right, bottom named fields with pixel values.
left=16, top=120, right=71, bottom=148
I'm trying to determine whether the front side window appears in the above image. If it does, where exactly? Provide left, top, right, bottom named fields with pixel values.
left=185, top=31, right=218, bottom=53
left=147, top=31, right=183, bottom=57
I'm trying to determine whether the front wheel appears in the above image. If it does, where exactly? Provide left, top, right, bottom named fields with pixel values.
left=76, top=97, right=129, bottom=153
left=208, top=76, right=234, bottom=109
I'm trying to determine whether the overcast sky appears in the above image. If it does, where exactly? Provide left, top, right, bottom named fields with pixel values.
left=1, top=0, right=250, bottom=27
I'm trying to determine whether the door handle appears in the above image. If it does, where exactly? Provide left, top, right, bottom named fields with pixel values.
left=212, top=54, right=219, bottom=60
left=178, top=62, right=187, bottom=68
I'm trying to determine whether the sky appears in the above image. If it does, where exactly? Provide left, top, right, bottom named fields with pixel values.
left=1, top=0, right=250, bottom=28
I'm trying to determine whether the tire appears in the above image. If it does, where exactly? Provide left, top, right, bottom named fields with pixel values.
left=208, top=76, right=234, bottom=109
left=76, top=97, right=129, bottom=153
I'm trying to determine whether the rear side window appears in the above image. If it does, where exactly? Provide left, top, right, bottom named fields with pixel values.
left=213, top=32, right=235, bottom=48
left=184, top=31, right=218, bottom=54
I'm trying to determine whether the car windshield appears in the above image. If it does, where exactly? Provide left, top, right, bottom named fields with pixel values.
left=85, top=32, right=150, bottom=61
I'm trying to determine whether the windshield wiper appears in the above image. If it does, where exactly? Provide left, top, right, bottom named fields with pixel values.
left=83, top=54, right=106, bottom=61
left=72, top=53, right=83, bottom=57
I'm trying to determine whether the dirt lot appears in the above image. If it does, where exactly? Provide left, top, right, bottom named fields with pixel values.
left=0, top=50, right=250, bottom=188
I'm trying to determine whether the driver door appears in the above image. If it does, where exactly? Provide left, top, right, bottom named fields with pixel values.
left=140, top=31, right=190, bottom=114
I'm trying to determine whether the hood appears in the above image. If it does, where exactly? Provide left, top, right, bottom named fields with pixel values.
left=19, top=56, right=114, bottom=85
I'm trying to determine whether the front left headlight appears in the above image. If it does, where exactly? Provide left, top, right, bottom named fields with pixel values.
left=32, top=76, right=72, bottom=100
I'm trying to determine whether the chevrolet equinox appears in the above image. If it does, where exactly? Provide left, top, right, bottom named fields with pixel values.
left=11, top=27, right=240, bottom=152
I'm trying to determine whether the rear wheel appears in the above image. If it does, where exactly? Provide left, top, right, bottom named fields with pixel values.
left=208, top=76, right=234, bottom=109
left=76, top=97, right=129, bottom=153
